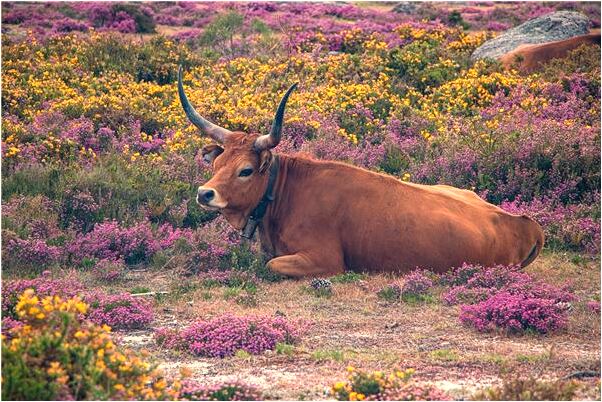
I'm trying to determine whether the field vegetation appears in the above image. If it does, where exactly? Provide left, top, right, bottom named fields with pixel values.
left=1, top=1, right=600, bottom=400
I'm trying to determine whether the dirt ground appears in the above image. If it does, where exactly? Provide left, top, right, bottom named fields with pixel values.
left=80, top=250, right=601, bottom=400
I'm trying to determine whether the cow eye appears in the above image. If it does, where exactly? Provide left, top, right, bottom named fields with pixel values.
left=239, top=168, right=254, bottom=177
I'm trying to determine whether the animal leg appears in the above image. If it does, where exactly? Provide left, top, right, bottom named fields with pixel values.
left=266, top=253, right=343, bottom=278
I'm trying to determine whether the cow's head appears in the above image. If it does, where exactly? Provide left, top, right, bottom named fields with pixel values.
left=178, top=66, right=297, bottom=229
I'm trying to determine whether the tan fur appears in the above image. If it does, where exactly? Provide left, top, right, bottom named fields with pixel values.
left=200, top=133, right=545, bottom=278
left=500, top=32, right=601, bottom=73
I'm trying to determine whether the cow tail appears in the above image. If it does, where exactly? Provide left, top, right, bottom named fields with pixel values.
left=521, top=216, right=544, bottom=268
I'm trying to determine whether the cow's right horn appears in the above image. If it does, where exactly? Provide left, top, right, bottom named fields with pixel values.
left=178, top=65, right=232, bottom=143
left=254, top=83, right=298, bottom=151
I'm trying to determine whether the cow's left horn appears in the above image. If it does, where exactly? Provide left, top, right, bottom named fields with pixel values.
left=254, top=83, right=298, bottom=151
left=178, top=65, right=233, bottom=143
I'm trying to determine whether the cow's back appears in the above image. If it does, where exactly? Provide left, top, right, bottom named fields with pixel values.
left=500, top=32, right=601, bottom=73
left=337, top=176, right=527, bottom=272
left=265, top=156, right=542, bottom=274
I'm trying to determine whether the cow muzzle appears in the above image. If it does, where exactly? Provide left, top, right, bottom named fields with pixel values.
left=196, top=187, right=227, bottom=209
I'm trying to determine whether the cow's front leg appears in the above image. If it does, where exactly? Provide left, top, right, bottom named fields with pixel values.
left=266, top=253, right=344, bottom=278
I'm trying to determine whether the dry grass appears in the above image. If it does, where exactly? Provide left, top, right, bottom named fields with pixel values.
left=60, top=252, right=602, bottom=399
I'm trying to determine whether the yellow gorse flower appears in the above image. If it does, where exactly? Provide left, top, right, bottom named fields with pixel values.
left=4, top=290, right=181, bottom=400
left=331, top=367, right=419, bottom=400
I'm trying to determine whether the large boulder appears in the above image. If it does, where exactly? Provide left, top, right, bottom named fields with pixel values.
left=472, top=11, right=591, bottom=60
left=392, top=2, right=417, bottom=15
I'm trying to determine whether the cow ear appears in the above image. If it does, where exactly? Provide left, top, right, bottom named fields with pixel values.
left=201, top=144, right=224, bottom=164
left=258, top=150, right=273, bottom=174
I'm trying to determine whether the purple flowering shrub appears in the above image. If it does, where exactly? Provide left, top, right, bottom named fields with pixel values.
left=3, top=235, right=63, bottom=269
left=587, top=300, right=601, bottom=314
left=3, top=1, right=598, bottom=44
left=2, top=196, right=65, bottom=270
left=2, top=195, right=63, bottom=244
left=444, top=264, right=575, bottom=334
left=402, top=270, right=434, bottom=297
left=59, top=189, right=100, bottom=232
left=92, top=258, right=126, bottom=282
left=173, top=218, right=279, bottom=282
left=182, top=218, right=240, bottom=271
left=501, top=196, right=601, bottom=254
left=442, top=264, right=574, bottom=306
left=442, top=264, right=526, bottom=305
left=1, top=316, right=24, bottom=339
left=73, top=2, right=155, bottom=33
left=67, top=220, right=190, bottom=265
left=440, top=263, right=481, bottom=287
left=178, top=380, right=262, bottom=401
left=156, top=314, right=302, bottom=358
left=84, top=291, right=154, bottom=330
left=66, top=220, right=155, bottom=264
left=377, top=270, right=435, bottom=303
left=52, top=18, right=89, bottom=33
left=459, top=292, right=570, bottom=334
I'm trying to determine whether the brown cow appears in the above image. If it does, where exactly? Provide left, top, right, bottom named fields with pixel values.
left=500, top=32, right=601, bottom=73
left=177, top=67, right=544, bottom=277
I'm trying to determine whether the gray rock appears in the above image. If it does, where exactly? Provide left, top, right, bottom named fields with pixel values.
left=392, top=2, right=417, bottom=15
left=472, top=11, right=591, bottom=60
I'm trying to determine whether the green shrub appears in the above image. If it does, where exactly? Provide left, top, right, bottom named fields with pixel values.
left=199, top=11, right=245, bottom=55
left=377, top=284, right=402, bottom=302
left=135, top=36, right=198, bottom=84
left=2, top=164, right=63, bottom=201
left=330, top=272, right=367, bottom=284
left=311, top=349, right=345, bottom=362
left=79, top=33, right=138, bottom=77
left=540, top=44, right=601, bottom=82
left=447, top=10, right=470, bottom=30
left=228, top=243, right=282, bottom=282
left=275, top=342, right=295, bottom=356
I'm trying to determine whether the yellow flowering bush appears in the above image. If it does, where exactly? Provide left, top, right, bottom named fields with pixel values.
left=331, top=367, right=448, bottom=401
left=0, top=24, right=543, bottom=167
left=1, top=290, right=179, bottom=401
left=425, top=61, right=520, bottom=115
left=446, top=31, right=493, bottom=53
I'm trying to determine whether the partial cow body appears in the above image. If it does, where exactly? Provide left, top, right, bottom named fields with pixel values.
left=500, top=32, right=601, bottom=73
left=257, top=154, right=544, bottom=277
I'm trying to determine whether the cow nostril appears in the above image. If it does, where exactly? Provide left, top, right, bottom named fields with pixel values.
left=204, top=190, right=215, bottom=202
left=199, top=189, right=215, bottom=203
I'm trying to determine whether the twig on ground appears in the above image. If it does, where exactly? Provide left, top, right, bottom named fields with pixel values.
left=131, top=291, right=170, bottom=297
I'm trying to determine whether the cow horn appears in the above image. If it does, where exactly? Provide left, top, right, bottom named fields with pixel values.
left=254, top=83, right=298, bottom=151
left=178, top=65, right=232, bottom=143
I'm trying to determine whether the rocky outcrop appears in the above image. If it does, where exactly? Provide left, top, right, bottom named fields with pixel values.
left=472, top=11, right=591, bottom=60
left=392, top=2, right=417, bottom=15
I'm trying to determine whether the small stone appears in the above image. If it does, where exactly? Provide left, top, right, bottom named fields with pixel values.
left=392, top=2, right=417, bottom=15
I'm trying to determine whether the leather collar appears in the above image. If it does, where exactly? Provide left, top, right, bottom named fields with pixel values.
left=241, top=154, right=279, bottom=239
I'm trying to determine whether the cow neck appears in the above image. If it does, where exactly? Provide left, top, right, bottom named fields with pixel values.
left=241, top=154, right=279, bottom=239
